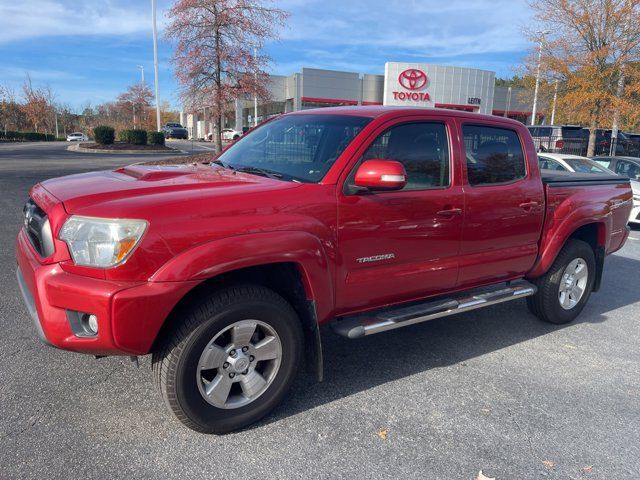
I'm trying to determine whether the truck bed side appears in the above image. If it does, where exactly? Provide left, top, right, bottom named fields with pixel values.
left=527, top=170, right=632, bottom=279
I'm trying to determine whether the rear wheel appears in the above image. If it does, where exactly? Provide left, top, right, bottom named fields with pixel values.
left=527, top=239, right=596, bottom=324
left=152, top=284, right=303, bottom=434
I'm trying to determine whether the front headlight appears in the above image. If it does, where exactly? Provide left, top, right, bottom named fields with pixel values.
left=59, top=216, right=148, bottom=268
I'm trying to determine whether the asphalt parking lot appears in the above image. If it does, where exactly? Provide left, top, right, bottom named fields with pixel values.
left=1, top=141, right=639, bottom=479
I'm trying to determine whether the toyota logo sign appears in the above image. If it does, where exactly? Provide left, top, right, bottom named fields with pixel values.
left=398, top=69, right=427, bottom=90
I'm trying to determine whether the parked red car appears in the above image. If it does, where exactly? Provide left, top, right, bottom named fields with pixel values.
left=16, top=107, right=632, bottom=433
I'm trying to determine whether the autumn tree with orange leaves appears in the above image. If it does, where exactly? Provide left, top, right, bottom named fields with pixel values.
left=165, top=0, right=288, bottom=152
left=22, top=75, right=55, bottom=134
left=528, top=0, right=640, bottom=155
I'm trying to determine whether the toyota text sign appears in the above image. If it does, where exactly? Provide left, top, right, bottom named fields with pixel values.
left=393, top=68, right=431, bottom=102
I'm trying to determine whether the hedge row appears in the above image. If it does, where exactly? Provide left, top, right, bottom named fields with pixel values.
left=119, top=129, right=164, bottom=145
left=93, top=125, right=115, bottom=145
left=119, top=129, right=147, bottom=145
left=0, top=131, right=56, bottom=141
left=148, top=131, right=165, bottom=145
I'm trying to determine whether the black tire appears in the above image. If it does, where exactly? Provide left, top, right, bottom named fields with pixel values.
left=152, top=284, right=303, bottom=434
left=233, top=134, right=240, bottom=140
left=527, top=239, right=596, bottom=324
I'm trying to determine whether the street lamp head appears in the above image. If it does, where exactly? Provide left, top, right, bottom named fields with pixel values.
left=536, top=30, right=551, bottom=36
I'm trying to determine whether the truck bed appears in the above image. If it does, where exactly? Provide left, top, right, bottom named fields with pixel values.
left=541, top=169, right=630, bottom=186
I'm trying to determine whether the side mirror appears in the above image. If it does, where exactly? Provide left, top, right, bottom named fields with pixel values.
left=354, top=159, right=407, bottom=191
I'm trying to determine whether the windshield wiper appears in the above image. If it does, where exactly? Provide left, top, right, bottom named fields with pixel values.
left=234, top=166, right=286, bottom=180
left=212, top=161, right=295, bottom=181
left=211, top=159, right=229, bottom=168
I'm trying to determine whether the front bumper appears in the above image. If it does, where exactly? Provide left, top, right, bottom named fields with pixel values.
left=16, top=229, right=197, bottom=355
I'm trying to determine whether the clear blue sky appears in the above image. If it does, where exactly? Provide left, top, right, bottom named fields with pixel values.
left=0, top=0, right=534, bottom=112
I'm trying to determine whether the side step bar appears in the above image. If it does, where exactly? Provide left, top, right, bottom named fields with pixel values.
left=331, top=281, right=536, bottom=339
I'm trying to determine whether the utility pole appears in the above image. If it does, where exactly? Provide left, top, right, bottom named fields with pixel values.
left=506, top=86, right=512, bottom=118
left=610, top=64, right=626, bottom=156
left=54, top=110, right=59, bottom=138
left=550, top=79, right=558, bottom=125
left=254, top=47, right=259, bottom=127
left=531, top=30, right=549, bottom=126
left=151, top=0, right=161, bottom=131
left=137, top=65, right=145, bottom=84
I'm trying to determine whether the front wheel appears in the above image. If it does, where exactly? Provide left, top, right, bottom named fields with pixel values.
left=152, top=284, right=303, bottom=434
left=527, top=239, right=596, bottom=324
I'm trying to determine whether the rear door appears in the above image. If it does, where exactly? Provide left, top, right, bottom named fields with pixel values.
left=336, top=116, right=464, bottom=313
left=457, top=122, right=545, bottom=287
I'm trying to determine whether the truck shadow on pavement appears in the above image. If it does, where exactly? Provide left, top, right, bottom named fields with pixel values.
left=255, top=252, right=640, bottom=430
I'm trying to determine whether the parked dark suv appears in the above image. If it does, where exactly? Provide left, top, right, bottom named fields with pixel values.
left=527, top=125, right=630, bottom=156
left=527, top=125, right=585, bottom=154
left=163, top=122, right=189, bottom=140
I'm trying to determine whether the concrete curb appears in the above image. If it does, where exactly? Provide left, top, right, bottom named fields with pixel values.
left=67, top=143, right=177, bottom=155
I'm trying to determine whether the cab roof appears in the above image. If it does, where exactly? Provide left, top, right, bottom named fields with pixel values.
left=287, top=105, right=525, bottom=128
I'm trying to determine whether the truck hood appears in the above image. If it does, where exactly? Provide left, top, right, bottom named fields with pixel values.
left=40, top=163, right=298, bottom=213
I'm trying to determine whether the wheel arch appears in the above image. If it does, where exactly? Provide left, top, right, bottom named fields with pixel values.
left=527, top=219, right=607, bottom=291
left=152, top=261, right=325, bottom=382
left=149, top=231, right=333, bottom=381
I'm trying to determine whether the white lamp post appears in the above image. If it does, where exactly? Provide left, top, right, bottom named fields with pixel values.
left=531, top=30, right=550, bottom=126
left=151, top=0, right=161, bottom=131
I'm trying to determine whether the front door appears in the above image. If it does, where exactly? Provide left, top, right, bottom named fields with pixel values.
left=336, top=119, right=464, bottom=314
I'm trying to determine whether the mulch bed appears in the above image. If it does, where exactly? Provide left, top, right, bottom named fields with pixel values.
left=81, top=142, right=173, bottom=151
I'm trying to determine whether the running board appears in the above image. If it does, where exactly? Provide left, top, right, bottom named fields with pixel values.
left=331, top=281, right=537, bottom=339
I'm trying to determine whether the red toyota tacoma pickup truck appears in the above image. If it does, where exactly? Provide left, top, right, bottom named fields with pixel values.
left=16, top=107, right=632, bottom=433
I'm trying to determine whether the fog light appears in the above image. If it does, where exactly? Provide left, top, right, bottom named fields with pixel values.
left=87, top=314, right=98, bottom=334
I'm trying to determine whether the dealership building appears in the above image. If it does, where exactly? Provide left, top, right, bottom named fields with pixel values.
left=183, top=62, right=541, bottom=138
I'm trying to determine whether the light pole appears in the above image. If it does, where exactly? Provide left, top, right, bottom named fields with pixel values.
left=506, top=86, right=512, bottom=118
left=531, top=30, right=550, bottom=126
left=137, top=65, right=145, bottom=84
left=253, top=47, right=259, bottom=127
left=550, top=79, right=558, bottom=125
left=151, top=0, right=161, bottom=131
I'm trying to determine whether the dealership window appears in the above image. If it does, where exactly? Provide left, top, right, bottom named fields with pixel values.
left=361, top=122, right=450, bottom=190
left=463, top=125, right=526, bottom=186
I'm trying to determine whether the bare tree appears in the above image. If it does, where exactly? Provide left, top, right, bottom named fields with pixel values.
left=116, top=83, right=155, bottom=129
left=0, top=84, right=21, bottom=134
left=21, top=75, right=55, bottom=134
left=165, top=0, right=288, bottom=152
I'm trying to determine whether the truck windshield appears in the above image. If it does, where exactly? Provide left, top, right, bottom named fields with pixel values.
left=215, top=114, right=371, bottom=182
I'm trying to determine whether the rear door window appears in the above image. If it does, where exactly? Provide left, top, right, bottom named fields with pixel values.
left=463, top=125, right=527, bottom=186
left=615, top=160, right=640, bottom=178
left=539, top=156, right=567, bottom=171
left=593, top=157, right=612, bottom=169
left=561, top=127, right=585, bottom=139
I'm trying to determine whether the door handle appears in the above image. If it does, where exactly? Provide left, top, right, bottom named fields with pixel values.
left=436, top=207, right=463, bottom=216
left=519, top=201, right=539, bottom=209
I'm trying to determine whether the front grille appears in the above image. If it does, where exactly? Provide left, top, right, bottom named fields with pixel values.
left=23, top=199, right=54, bottom=257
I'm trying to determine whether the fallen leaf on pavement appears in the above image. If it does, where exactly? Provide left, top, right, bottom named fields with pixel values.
left=376, top=429, right=387, bottom=440
left=582, top=465, right=593, bottom=473
left=563, top=344, right=577, bottom=349
left=476, top=470, right=495, bottom=480
left=542, top=460, right=555, bottom=469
